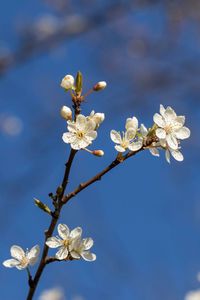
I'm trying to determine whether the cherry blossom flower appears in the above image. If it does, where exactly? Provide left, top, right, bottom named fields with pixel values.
left=110, top=117, right=143, bottom=152
left=153, top=104, right=190, bottom=150
left=60, top=74, right=74, bottom=90
left=3, top=245, right=40, bottom=270
left=62, top=114, right=97, bottom=150
left=69, top=237, right=96, bottom=262
left=46, top=224, right=82, bottom=260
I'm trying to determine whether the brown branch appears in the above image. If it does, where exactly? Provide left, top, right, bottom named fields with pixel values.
left=62, top=147, right=145, bottom=205
left=26, top=149, right=76, bottom=300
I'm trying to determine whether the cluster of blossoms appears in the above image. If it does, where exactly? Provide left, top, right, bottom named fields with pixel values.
left=3, top=224, right=95, bottom=271
left=46, top=223, right=96, bottom=262
left=110, top=104, right=190, bottom=163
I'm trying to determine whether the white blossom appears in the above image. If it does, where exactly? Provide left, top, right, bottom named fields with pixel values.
left=110, top=117, right=143, bottom=152
left=60, top=106, right=72, bottom=120
left=153, top=104, right=190, bottom=150
left=46, top=224, right=82, bottom=260
left=69, top=237, right=96, bottom=262
left=3, top=245, right=40, bottom=270
left=62, top=114, right=97, bottom=150
left=185, top=289, right=200, bottom=300
left=88, top=111, right=105, bottom=128
left=60, top=74, right=74, bottom=90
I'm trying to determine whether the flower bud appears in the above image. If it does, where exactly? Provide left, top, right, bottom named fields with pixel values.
left=93, top=81, right=107, bottom=91
left=60, top=74, right=74, bottom=90
left=92, top=150, right=104, bottom=157
left=60, top=106, right=72, bottom=120
left=34, top=198, right=52, bottom=215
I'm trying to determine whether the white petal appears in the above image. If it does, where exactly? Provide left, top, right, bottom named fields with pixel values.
left=76, top=114, right=87, bottom=130
left=115, top=145, right=126, bottom=152
left=128, top=139, right=143, bottom=151
left=85, top=120, right=96, bottom=132
left=82, top=238, right=94, bottom=250
left=70, top=227, right=82, bottom=239
left=173, top=116, right=185, bottom=129
left=3, top=259, right=20, bottom=268
left=125, top=117, right=138, bottom=131
left=55, top=246, right=69, bottom=260
left=164, top=107, right=176, bottom=123
left=156, top=128, right=166, bottom=139
left=140, top=124, right=148, bottom=137
left=58, top=224, right=70, bottom=240
left=153, top=113, right=165, bottom=127
left=85, top=130, right=97, bottom=141
left=27, top=245, right=40, bottom=265
left=62, top=132, right=76, bottom=144
left=175, top=127, right=190, bottom=139
left=11, top=245, right=25, bottom=261
left=46, top=237, right=62, bottom=248
left=165, top=149, right=171, bottom=163
left=70, top=251, right=81, bottom=259
left=159, top=104, right=165, bottom=116
left=110, top=130, right=122, bottom=144
left=81, top=251, right=96, bottom=262
left=125, top=129, right=136, bottom=141
left=67, top=122, right=77, bottom=133
left=170, top=149, right=184, bottom=161
left=149, top=148, right=160, bottom=157
left=166, top=134, right=178, bottom=150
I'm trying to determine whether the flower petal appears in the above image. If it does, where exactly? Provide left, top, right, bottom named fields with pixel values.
left=140, top=124, right=148, bottom=137
left=125, top=117, right=138, bottom=131
left=166, top=134, right=178, bottom=150
left=3, top=259, right=20, bottom=268
left=76, top=115, right=87, bottom=130
left=70, top=227, right=82, bottom=239
left=46, top=237, right=63, bottom=248
left=153, top=113, right=165, bottom=127
left=58, top=224, right=70, bottom=240
left=128, top=139, right=143, bottom=151
left=70, top=251, right=81, bottom=259
left=175, top=127, right=190, bottom=139
left=156, top=128, right=166, bottom=139
left=159, top=104, right=165, bottom=116
left=125, top=129, right=136, bottom=141
left=55, top=246, right=69, bottom=260
left=170, top=149, right=184, bottom=161
left=62, top=132, right=76, bottom=144
left=82, top=238, right=94, bottom=250
left=149, top=148, right=160, bottom=157
left=164, top=107, right=176, bottom=123
left=165, top=149, right=171, bottom=163
left=67, top=122, right=77, bottom=133
left=115, top=145, right=126, bottom=152
left=27, top=245, right=40, bottom=266
left=81, top=251, right=96, bottom=262
left=11, top=245, right=25, bottom=261
left=110, top=130, right=122, bottom=144
left=85, top=130, right=97, bottom=141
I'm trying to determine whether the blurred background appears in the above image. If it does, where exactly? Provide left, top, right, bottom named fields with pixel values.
left=0, top=0, right=200, bottom=299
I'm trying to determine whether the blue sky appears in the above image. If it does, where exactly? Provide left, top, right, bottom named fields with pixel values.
left=1, top=1, right=200, bottom=299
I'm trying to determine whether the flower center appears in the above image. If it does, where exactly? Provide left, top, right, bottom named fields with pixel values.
left=63, top=239, right=69, bottom=247
left=76, top=131, right=84, bottom=139
left=164, top=125, right=173, bottom=134
left=20, top=256, right=29, bottom=267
